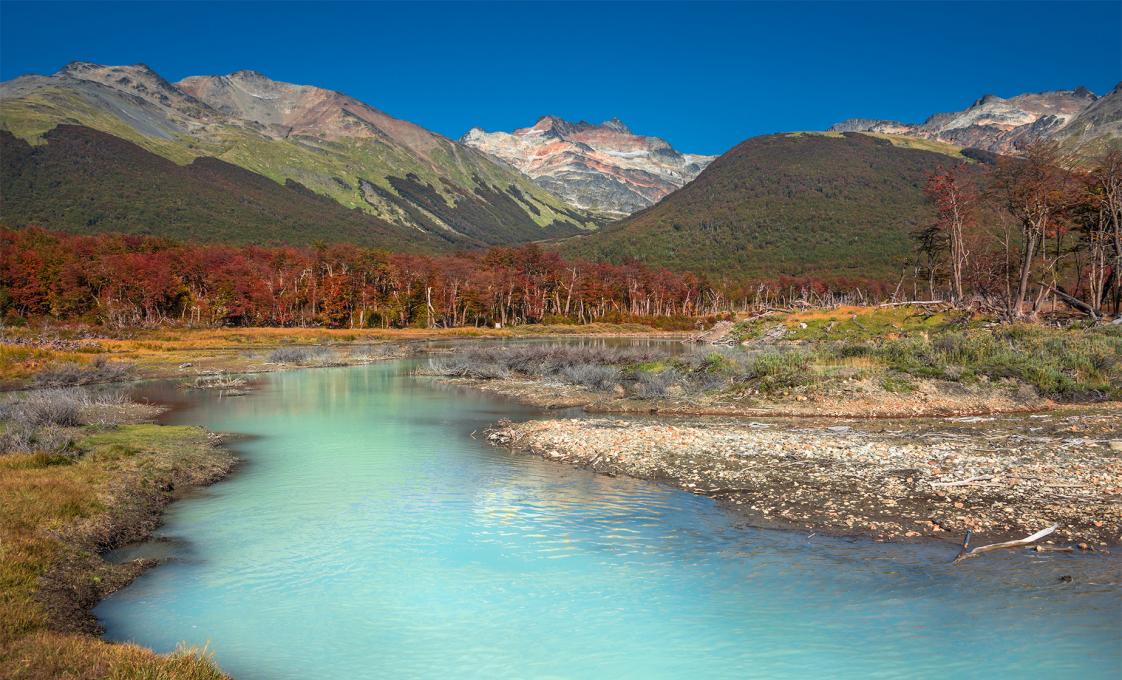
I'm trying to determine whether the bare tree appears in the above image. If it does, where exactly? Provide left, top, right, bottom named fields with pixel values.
left=988, top=143, right=1074, bottom=319
left=925, top=165, right=977, bottom=304
left=1087, top=149, right=1122, bottom=315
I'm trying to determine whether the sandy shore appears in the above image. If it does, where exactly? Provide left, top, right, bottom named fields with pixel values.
left=486, top=409, right=1122, bottom=547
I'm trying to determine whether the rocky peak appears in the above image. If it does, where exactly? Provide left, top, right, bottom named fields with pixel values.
left=971, top=93, right=1004, bottom=108
left=462, top=115, right=714, bottom=216
left=49, top=62, right=217, bottom=126
left=57, top=62, right=177, bottom=93
left=601, top=117, right=631, bottom=134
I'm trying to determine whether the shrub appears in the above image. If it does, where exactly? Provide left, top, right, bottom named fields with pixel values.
left=866, top=324, right=1122, bottom=401
left=633, top=369, right=682, bottom=398
left=751, top=351, right=815, bottom=393
left=268, top=346, right=334, bottom=365
left=0, top=391, right=82, bottom=454
left=32, top=357, right=133, bottom=388
left=881, top=375, right=916, bottom=393
left=6, top=389, right=85, bottom=427
left=559, top=364, right=621, bottom=391
left=426, top=356, right=511, bottom=380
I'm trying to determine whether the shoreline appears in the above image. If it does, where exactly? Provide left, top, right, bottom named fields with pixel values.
left=0, top=399, right=236, bottom=678
left=432, top=372, right=1066, bottom=419
left=2, top=333, right=1118, bottom=676
left=485, top=411, right=1122, bottom=548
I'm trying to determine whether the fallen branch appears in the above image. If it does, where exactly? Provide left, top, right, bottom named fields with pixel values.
left=1039, top=282, right=1100, bottom=320
left=929, top=475, right=994, bottom=488
left=953, top=524, right=1059, bottom=563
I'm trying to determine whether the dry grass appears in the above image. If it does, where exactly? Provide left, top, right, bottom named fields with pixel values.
left=0, top=422, right=232, bottom=678
left=2, top=323, right=674, bottom=388
left=0, top=345, right=92, bottom=386
left=2, top=633, right=223, bottom=680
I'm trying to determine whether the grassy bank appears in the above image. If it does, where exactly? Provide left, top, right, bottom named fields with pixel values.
left=0, top=391, right=233, bottom=679
left=0, top=322, right=679, bottom=389
left=427, top=309, right=1121, bottom=416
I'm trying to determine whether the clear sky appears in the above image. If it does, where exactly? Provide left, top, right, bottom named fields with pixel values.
left=1, top=1, right=1119, bottom=155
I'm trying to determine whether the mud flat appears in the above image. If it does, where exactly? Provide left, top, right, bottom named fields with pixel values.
left=486, top=408, right=1122, bottom=547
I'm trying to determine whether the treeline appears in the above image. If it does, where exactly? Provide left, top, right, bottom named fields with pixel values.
left=917, top=145, right=1121, bottom=319
left=0, top=228, right=732, bottom=328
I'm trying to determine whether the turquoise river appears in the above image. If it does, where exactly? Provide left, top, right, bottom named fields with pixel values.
left=96, top=358, right=1122, bottom=678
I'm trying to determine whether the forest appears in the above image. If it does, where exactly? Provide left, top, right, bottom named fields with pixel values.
left=0, top=230, right=732, bottom=328
left=917, top=144, right=1121, bottom=320
left=1, top=144, right=1119, bottom=330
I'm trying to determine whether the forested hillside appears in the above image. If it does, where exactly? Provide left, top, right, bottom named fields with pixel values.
left=0, top=126, right=454, bottom=251
left=562, top=133, right=967, bottom=286
left=0, top=64, right=597, bottom=244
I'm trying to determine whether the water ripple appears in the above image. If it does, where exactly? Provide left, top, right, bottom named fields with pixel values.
left=98, top=362, right=1122, bottom=680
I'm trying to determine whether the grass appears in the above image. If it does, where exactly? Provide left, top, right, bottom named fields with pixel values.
left=0, top=322, right=676, bottom=389
left=31, top=357, right=134, bottom=388
left=2, top=634, right=223, bottom=680
left=428, top=316, right=1122, bottom=404
left=785, top=131, right=967, bottom=160
left=732, top=305, right=976, bottom=343
left=0, top=415, right=231, bottom=678
left=865, top=324, right=1122, bottom=400
left=0, top=345, right=94, bottom=386
left=267, top=346, right=336, bottom=365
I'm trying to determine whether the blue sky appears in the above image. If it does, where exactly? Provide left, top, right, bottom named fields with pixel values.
left=1, top=1, right=1119, bottom=155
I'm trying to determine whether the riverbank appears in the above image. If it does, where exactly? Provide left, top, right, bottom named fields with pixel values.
left=486, top=408, right=1122, bottom=547
left=0, top=397, right=233, bottom=679
left=1, top=323, right=683, bottom=390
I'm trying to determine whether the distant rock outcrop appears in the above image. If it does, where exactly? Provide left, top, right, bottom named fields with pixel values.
left=462, top=116, right=714, bottom=216
left=831, top=86, right=1120, bottom=155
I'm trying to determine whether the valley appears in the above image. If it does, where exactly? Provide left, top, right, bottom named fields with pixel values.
left=1, top=8, right=1120, bottom=676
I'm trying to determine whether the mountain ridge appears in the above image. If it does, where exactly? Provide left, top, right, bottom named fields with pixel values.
left=831, top=86, right=1121, bottom=155
left=0, top=63, right=598, bottom=246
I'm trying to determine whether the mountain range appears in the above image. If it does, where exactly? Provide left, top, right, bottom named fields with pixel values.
left=462, top=117, right=712, bottom=216
left=830, top=85, right=1122, bottom=155
left=0, top=62, right=596, bottom=246
left=1, top=63, right=1120, bottom=286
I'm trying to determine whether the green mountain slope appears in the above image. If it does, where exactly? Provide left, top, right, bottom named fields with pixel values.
left=561, top=132, right=965, bottom=284
left=0, top=63, right=597, bottom=245
left=0, top=125, right=455, bottom=251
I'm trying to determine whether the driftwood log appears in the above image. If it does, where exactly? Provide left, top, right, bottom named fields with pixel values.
left=953, top=524, right=1059, bottom=564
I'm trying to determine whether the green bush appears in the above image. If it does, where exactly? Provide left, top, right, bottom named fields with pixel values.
left=872, top=325, right=1121, bottom=400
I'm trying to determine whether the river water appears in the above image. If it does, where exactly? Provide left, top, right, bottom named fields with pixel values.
left=96, top=360, right=1121, bottom=678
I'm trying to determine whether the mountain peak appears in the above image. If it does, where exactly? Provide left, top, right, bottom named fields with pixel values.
left=57, top=61, right=161, bottom=80
left=228, top=69, right=270, bottom=81
left=971, top=93, right=1004, bottom=107
left=601, top=117, right=631, bottom=134
left=463, top=116, right=714, bottom=216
